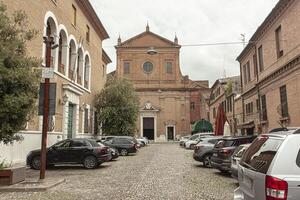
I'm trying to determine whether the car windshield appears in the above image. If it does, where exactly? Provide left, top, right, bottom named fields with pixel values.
left=189, top=135, right=199, bottom=140
left=234, top=146, right=249, bottom=158
left=240, top=136, right=283, bottom=174
left=215, top=140, right=235, bottom=148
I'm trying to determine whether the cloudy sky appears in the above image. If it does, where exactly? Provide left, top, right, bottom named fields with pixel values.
left=90, top=0, right=278, bottom=85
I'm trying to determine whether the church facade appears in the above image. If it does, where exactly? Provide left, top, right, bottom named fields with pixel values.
left=113, top=25, right=210, bottom=141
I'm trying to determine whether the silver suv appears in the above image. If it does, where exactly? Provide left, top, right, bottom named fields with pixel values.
left=234, top=128, right=300, bottom=200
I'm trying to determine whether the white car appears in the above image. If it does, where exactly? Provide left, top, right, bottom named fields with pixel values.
left=136, top=137, right=149, bottom=146
left=184, top=133, right=214, bottom=149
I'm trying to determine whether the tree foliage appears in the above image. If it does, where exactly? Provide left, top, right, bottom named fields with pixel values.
left=0, top=3, right=40, bottom=144
left=95, top=78, right=139, bottom=136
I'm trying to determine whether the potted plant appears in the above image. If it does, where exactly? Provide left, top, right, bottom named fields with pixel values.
left=0, top=158, right=25, bottom=186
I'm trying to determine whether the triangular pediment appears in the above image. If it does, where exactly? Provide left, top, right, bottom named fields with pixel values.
left=117, top=31, right=180, bottom=48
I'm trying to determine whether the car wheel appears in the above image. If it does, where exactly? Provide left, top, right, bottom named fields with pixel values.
left=203, top=154, right=212, bottom=168
left=31, top=156, right=41, bottom=170
left=83, top=156, right=98, bottom=169
left=120, top=149, right=128, bottom=156
left=190, top=144, right=195, bottom=149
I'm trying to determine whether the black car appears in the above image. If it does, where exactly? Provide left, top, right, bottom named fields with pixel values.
left=96, top=141, right=119, bottom=161
left=210, top=135, right=256, bottom=173
left=27, top=138, right=110, bottom=170
left=103, top=136, right=138, bottom=156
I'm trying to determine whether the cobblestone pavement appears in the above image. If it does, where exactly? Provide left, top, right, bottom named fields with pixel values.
left=0, top=143, right=237, bottom=200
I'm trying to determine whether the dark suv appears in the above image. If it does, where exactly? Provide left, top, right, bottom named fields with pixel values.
left=27, top=139, right=110, bottom=170
left=210, top=135, right=256, bottom=173
left=103, top=136, right=138, bottom=156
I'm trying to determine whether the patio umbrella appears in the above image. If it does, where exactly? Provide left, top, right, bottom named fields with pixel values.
left=214, top=104, right=227, bottom=136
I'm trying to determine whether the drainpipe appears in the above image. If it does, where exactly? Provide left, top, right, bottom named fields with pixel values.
left=254, top=43, right=262, bottom=134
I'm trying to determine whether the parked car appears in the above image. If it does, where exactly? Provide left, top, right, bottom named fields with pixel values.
left=136, top=137, right=149, bottom=146
left=211, top=135, right=256, bottom=173
left=184, top=133, right=214, bottom=149
left=103, top=136, right=138, bottom=156
left=27, top=138, right=110, bottom=170
left=100, top=135, right=116, bottom=142
left=179, top=135, right=191, bottom=147
left=234, top=128, right=300, bottom=200
left=231, top=143, right=250, bottom=179
left=193, top=136, right=223, bottom=167
left=96, top=141, right=119, bottom=161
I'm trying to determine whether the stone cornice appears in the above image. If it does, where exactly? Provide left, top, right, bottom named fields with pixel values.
left=102, top=49, right=112, bottom=64
left=237, top=0, right=294, bottom=61
left=258, top=54, right=300, bottom=87
left=76, top=0, right=109, bottom=40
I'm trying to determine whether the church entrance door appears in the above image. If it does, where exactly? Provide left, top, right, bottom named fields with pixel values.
left=143, top=117, right=154, bottom=140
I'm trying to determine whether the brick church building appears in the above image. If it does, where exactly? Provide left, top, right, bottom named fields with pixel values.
left=112, top=25, right=210, bottom=141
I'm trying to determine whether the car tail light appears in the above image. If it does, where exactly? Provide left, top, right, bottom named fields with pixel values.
left=266, top=175, right=288, bottom=200
left=195, top=145, right=203, bottom=150
left=96, top=147, right=108, bottom=154
left=220, top=148, right=232, bottom=155
left=133, top=143, right=138, bottom=150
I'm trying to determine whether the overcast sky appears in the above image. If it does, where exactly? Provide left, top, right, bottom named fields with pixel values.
left=90, top=0, right=279, bottom=85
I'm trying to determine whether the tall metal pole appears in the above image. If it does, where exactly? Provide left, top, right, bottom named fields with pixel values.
left=40, top=36, right=54, bottom=180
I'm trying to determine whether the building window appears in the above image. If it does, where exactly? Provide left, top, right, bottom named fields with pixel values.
left=253, top=54, right=258, bottom=77
left=245, top=102, right=253, bottom=115
left=261, top=95, right=267, bottom=121
left=72, top=5, right=77, bottom=26
left=165, top=62, right=172, bottom=74
left=143, top=61, right=154, bottom=73
left=280, top=85, right=288, bottom=118
left=84, top=108, right=89, bottom=133
left=68, top=40, right=76, bottom=81
left=275, top=26, right=283, bottom=58
left=190, top=102, right=195, bottom=110
left=213, top=108, right=216, bottom=118
left=84, top=55, right=91, bottom=89
left=243, top=61, right=251, bottom=85
left=124, top=62, right=130, bottom=74
left=258, top=46, right=264, bottom=72
left=86, top=25, right=90, bottom=43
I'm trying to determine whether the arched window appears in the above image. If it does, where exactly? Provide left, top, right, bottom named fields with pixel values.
left=76, top=48, right=84, bottom=85
left=84, top=55, right=90, bottom=89
left=68, top=40, right=77, bottom=81
left=58, top=30, right=68, bottom=75
left=44, top=17, right=57, bottom=68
